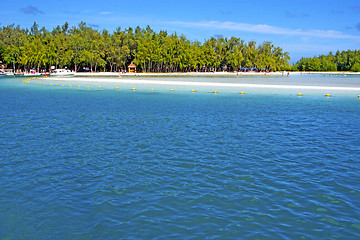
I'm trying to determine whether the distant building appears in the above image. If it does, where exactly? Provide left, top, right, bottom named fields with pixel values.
left=128, top=62, right=136, bottom=73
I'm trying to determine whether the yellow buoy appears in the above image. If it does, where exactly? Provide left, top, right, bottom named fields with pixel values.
left=151, top=89, right=155, bottom=92
left=39, top=83, right=42, bottom=85
left=78, top=85, right=80, bottom=88
left=298, top=93, right=302, bottom=96
left=44, top=83, right=46, bottom=85
left=192, top=89, right=196, bottom=92
left=132, top=88, right=136, bottom=91
left=55, top=84, right=58, bottom=86
left=170, top=89, right=174, bottom=92
left=62, top=85, right=64, bottom=87
left=358, top=95, right=360, bottom=98
left=99, top=86, right=102, bottom=89
left=115, top=87, right=119, bottom=90
left=326, top=94, right=331, bottom=97
left=214, top=90, right=218, bottom=94
left=241, top=91, right=245, bottom=94
left=50, top=84, right=52, bottom=86
left=87, top=86, right=90, bottom=89
left=69, top=85, right=72, bottom=87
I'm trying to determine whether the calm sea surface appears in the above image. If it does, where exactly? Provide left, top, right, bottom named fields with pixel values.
left=1, top=75, right=360, bottom=239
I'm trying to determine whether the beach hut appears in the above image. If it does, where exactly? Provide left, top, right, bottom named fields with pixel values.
left=128, top=62, right=136, bottom=73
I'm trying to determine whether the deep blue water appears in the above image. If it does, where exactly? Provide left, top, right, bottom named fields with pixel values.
left=1, top=76, right=360, bottom=239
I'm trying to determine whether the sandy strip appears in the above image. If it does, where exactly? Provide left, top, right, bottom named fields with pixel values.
left=72, top=71, right=360, bottom=77
left=74, top=72, right=288, bottom=77
left=46, top=77, right=360, bottom=91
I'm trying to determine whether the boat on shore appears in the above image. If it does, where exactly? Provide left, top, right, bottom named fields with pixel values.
left=1, top=69, right=43, bottom=76
left=0, top=69, right=15, bottom=76
left=52, top=69, right=74, bottom=76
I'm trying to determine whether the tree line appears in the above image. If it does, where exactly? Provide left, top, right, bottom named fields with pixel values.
left=0, top=22, right=292, bottom=73
left=294, top=50, right=360, bottom=72
left=1, top=22, right=359, bottom=72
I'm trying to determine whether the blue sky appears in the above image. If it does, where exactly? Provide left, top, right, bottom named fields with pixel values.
left=1, top=0, right=360, bottom=62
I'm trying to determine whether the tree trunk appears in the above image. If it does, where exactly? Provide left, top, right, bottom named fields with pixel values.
left=74, top=57, right=77, bottom=72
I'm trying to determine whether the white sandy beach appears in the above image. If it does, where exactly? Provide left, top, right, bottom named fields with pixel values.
left=72, top=71, right=360, bottom=77
left=44, top=77, right=360, bottom=92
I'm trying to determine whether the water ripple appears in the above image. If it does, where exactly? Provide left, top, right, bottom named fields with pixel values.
left=1, top=84, right=360, bottom=239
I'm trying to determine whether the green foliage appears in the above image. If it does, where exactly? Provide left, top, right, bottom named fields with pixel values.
left=351, top=63, right=360, bottom=72
left=0, top=22, right=292, bottom=72
left=294, top=50, right=360, bottom=72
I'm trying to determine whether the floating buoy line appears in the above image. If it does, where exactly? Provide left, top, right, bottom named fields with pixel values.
left=20, top=77, right=360, bottom=98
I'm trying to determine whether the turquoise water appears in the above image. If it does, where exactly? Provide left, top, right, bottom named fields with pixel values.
left=1, top=76, right=360, bottom=239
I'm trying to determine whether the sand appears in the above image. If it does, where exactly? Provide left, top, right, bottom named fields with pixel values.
left=45, top=77, right=360, bottom=92
left=72, top=71, right=360, bottom=77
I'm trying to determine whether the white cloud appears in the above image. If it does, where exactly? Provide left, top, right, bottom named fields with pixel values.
left=168, top=21, right=360, bottom=40
left=100, top=12, right=112, bottom=15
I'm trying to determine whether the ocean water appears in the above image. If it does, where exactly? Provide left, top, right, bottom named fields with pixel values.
left=1, top=75, right=360, bottom=239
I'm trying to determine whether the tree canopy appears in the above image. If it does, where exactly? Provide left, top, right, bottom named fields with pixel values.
left=294, top=50, right=360, bottom=72
left=6, top=21, right=355, bottom=73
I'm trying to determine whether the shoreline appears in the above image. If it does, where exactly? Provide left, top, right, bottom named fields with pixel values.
left=71, top=71, right=360, bottom=77
left=45, top=77, right=360, bottom=91
left=8, top=71, right=360, bottom=78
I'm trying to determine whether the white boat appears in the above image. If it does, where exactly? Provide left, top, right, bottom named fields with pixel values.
left=52, top=69, right=74, bottom=76
left=0, top=69, right=15, bottom=76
